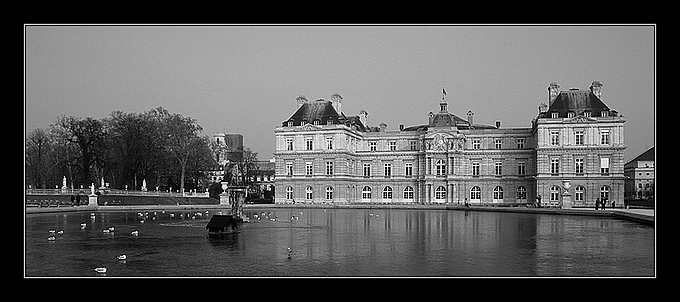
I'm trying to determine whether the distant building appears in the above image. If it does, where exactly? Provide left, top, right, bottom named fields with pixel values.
left=624, top=146, right=654, bottom=200
left=273, top=82, right=626, bottom=207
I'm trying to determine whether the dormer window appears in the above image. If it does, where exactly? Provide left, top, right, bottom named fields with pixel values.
left=327, top=119, right=333, bottom=125
left=551, top=112, right=559, bottom=119
left=601, top=110, right=609, bottom=117
left=313, top=119, right=321, bottom=125
left=567, top=111, right=575, bottom=118
left=287, top=121, right=293, bottom=127
left=583, top=111, right=591, bottom=117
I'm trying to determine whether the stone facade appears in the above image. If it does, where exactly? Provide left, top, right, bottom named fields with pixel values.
left=274, top=82, right=625, bottom=207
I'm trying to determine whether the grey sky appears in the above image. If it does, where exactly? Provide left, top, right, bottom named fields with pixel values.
left=24, top=25, right=655, bottom=161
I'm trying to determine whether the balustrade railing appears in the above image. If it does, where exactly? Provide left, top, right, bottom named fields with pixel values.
left=25, top=188, right=209, bottom=198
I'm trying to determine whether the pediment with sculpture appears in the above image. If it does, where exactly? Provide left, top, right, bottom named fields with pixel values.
left=424, top=131, right=466, bottom=151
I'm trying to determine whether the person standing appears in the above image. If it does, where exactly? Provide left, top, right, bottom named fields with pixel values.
left=602, top=197, right=606, bottom=210
left=595, top=198, right=600, bottom=210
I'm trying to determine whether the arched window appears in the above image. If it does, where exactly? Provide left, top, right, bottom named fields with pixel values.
left=550, top=185, right=560, bottom=202
left=325, top=186, right=333, bottom=200
left=362, top=186, right=371, bottom=201
left=493, top=186, right=503, bottom=202
left=435, top=186, right=446, bottom=200
left=382, top=186, right=392, bottom=200
left=306, top=186, right=313, bottom=200
left=575, top=185, right=585, bottom=202
left=516, top=186, right=527, bottom=202
left=600, top=185, right=610, bottom=202
left=435, top=160, right=446, bottom=176
left=470, top=186, right=481, bottom=202
left=403, top=186, right=414, bottom=200
left=286, top=186, right=293, bottom=200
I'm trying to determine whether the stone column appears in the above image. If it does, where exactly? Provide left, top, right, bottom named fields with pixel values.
left=88, top=183, right=98, bottom=207
left=561, top=180, right=572, bottom=209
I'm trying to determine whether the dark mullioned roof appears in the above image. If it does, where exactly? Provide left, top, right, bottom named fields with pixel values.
left=282, top=99, right=366, bottom=131
left=540, top=89, right=612, bottom=118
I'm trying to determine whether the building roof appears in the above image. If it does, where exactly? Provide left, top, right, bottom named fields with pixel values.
left=627, top=146, right=655, bottom=164
left=539, top=89, right=611, bottom=118
left=282, top=98, right=366, bottom=131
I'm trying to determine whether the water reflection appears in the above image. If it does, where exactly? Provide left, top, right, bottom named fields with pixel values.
left=25, top=208, right=654, bottom=277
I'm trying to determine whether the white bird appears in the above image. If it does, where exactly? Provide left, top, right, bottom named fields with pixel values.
left=47, top=236, right=56, bottom=241
left=117, top=254, right=127, bottom=260
left=131, top=230, right=139, bottom=236
left=169, top=213, right=175, bottom=218
left=56, top=230, right=64, bottom=235
left=102, top=229, right=110, bottom=233
left=94, top=267, right=107, bottom=273
left=108, top=226, right=115, bottom=232
left=80, top=223, right=87, bottom=229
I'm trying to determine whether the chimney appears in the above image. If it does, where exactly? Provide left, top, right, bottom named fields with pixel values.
left=495, top=120, right=501, bottom=128
left=379, top=123, right=387, bottom=132
left=548, top=82, right=560, bottom=106
left=538, top=103, right=548, bottom=114
left=331, top=93, right=343, bottom=114
left=590, top=81, right=603, bottom=99
left=399, top=124, right=404, bottom=131
left=467, top=110, right=474, bottom=125
left=296, top=96, right=308, bottom=107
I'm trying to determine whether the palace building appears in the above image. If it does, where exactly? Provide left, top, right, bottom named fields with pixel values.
left=273, top=82, right=625, bottom=207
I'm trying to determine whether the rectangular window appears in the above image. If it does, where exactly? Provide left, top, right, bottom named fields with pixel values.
left=405, top=163, right=413, bottom=176
left=363, top=163, right=371, bottom=177
left=600, top=157, right=610, bottom=175
left=472, top=162, right=480, bottom=176
left=518, top=162, right=526, bottom=176
left=550, top=130, right=560, bottom=146
left=550, top=158, right=560, bottom=175
left=306, top=138, right=313, bottom=150
left=410, top=141, right=418, bottom=151
left=369, top=142, right=377, bottom=152
left=286, top=138, right=294, bottom=151
left=384, top=163, right=392, bottom=177
left=306, top=162, right=313, bottom=176
left=494, top=138, right=502, bottom=149
left=575, top=158, right=584, bottom=175
left=326, top=161, right=334, bottom=176
left=575, top=130, right=584, bottom=146
left=326, top=137, right=333, bottom=150
left=389, top=141, right=396, bottom=151
left=286, top=162, right=293, bottom=176
left=600, top=129, right=610, bottom=145
left=516, top=138, right=524, bottom=149
left=473, top=139, right=481, bottom=150
left=495, top=162, right=502, bottom=176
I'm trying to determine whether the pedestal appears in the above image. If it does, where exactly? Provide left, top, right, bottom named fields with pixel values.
left=561, top=193, right=572, bottom=209
left=219, top=192, right=230, bottom=206
left=88, top=194, right=98, bottom=207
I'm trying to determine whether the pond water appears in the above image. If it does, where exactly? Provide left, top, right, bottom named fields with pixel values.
left=24, top=208, right=654, bottom=277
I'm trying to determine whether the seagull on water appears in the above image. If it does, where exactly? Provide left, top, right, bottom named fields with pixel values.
left=131, top=230, right=139, bottom=236
left=94, top=267, right=107, bottom=273
left=117, top=254, right=127, bottom=260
